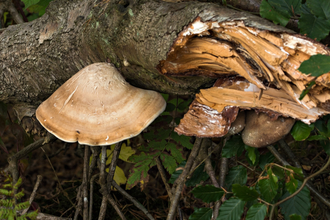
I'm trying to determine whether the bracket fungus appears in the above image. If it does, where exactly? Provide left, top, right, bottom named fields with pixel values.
left=36, top=63, right=166, bottom=146
left=164, top=17, right=330, bottom=148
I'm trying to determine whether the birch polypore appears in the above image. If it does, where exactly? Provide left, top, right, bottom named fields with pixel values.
left=36, top=63, right=166, bottom=146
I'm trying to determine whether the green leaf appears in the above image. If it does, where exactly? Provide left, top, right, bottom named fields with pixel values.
left=299, top=54, right=330, bottom=77
left=186, top=163, right=210, bottom=187
left=178, top=100, right=192, bottom=111
left=222, top=135, right=245, bottom=158
left=260, top=0, right=290, bottom=26
left=166, top=142, right=184, bottom=164
left=320, top=140, right=330, bottom=155
left=22, top=0, right=40, bottom=9
left=307, top=135, right=327, bottom=141
left=279, top=183, right=311, bottom=220
left=161, top=93, right=169, bottom=101
left=26, top=0, right=53, bottom=16
left=217, top=198, right=245, bottom=220
left=285, top=166, right=304, bottom=177
left=286, top=175, right=298, bottom=194
left=171, top=132, right=193, bottom=149
left=290, top=214, right=302, bottom=220
left=165, top=103, right=176, bottom=112
left=169, top=161, right=210, bottom=186
left=259, top=152, right=275, bottom=170
left=161, top=154, right=177, bottom=174
left=189, top=208, right=213, bottom=220
left=291, top=121, right=314, bottom=141
left=168, top=161, right=185, bottom=184
left=269, top=0, right=301, bottom=16
left=307, top=0, right=330, bottom=20
left=298, top=13, right=330, bottom=41
left=192, top=185, right=225, bottom=203
left=299, top=81, right=315, bottom=100
left=272, top=166, right=285, bottom=179
left=246, top=203, right=267, bottom=220
left=143, top=129, right=171, bottom=141
left=245, top=145, right=257, bottom=165
left=225, top=166, right=247, bottom=191
left=258, top=170, right=278, bottom=203
left=232, top=184, right=259, bottom=202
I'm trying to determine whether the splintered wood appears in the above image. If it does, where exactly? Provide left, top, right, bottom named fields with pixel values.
left=158, top=17, right=330, bottom=138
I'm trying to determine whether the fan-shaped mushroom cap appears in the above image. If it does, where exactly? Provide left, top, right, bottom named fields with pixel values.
left=36, top=63, right=166, bottom=146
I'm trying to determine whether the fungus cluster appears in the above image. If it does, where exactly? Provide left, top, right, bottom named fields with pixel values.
left=159, top=17, right=330, bottom=148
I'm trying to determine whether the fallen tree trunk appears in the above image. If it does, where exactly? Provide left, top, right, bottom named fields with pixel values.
left=1, top=0, right=330, bottom=133
left=0, top=0, right=310, bottom=105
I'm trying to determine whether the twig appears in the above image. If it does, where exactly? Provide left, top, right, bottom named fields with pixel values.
left=22, top=175, right=43, bottom=215
left=83, top=145, right=90, bottom=220
left=89, top=146, right=100, bottom=181
left=7, top=133, right=56, bottom=183
left=268, top=144, right=330, bottom=208
left=167, top=138, right=202, bottom=220
left=278, top=140, right=330, bottom=208
left=90, top=173, right=99, bottom=220
left=200, top=139, right=219, bottom=187
left=112, top=180, right=155, bottom=220
left=40, top=147, right=76, bottom=208
left=98, top=146, right=108, bottom=220
left=99, top=146, right=126, bottom=220
left=74, top=186, right=83, bottom=220
left=48, top=143, right=69, bottom=159
left=269, top=155, right=330, bottom=220
left=155, top=157, right=172, bottom=198
left=106, top=141, right=123, bottom=190
left=219, top=157, right=228, bottom=188
left=199, top=139, right=221, bottom=219
left=98, top=196, right=108, bottom=220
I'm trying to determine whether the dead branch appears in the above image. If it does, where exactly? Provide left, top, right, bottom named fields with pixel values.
left=168, top=138, right=202, bottom=220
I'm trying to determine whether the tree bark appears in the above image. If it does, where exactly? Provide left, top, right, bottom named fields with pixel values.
left=0, top=0, right=294, bottom=105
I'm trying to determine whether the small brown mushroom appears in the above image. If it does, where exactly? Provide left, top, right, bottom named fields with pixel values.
left=36, top=63, right=166, bottom=146
left=242, top=111, right=295, bottom=148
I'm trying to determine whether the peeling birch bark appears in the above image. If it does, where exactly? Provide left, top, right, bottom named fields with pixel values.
left=156, top=15, right=330, bottom=140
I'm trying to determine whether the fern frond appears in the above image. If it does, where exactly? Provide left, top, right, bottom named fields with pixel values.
left=0, top=208, right=15, bottom=220
left=0, top=198, right=14, bottom=207
left=0, top=188, right=12, bottom=196
left=3, top=183, right=12, bottom=189
left=22, top=210, right=38, bottom=220
left=15, top=201, right=29, bottom=211
left=14, top=189, right=25, bottom=200
left=13, top=177, right=22, bottom=190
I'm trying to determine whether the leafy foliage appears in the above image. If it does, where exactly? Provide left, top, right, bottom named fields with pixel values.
left=291, top=121, right=314, bottom=141
left=192, top=185, right=225, bottom=203
left=279, top=182, right=311, bottom=220
left=222, top=135, right=245, bottom=158
left=0, top=174, right=38, bottom=220
left=260, top=0, right=330, bottom=41
left=298, top=55, right=330, bottom=77
left=217, top=198, right=245, bottom=220
left=246, top=203, right=267, bottom=220
left=225, top=165, right=247, bottom=191
left=232, top=184, right=259, bottom=201
left=127, top=95, right=192, bottom=189
left=188, top=208, right=213, bottom=220
left=22, top=0, right=53, bottom=18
